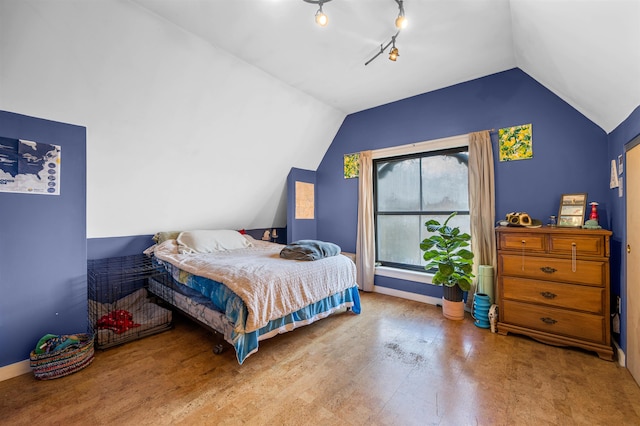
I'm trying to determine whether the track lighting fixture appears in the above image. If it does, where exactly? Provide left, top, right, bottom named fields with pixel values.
left=301, top=0, right=408, bottom=65
left=303, top=0, right=333, bottom=27
left=395, top=0, right=407, bottom=29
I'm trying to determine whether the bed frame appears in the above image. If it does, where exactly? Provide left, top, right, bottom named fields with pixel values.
left=148, top=274, right=231, bottom=355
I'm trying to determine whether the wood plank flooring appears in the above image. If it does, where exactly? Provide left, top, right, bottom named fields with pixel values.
left=1, top=292, right=640, bottom=425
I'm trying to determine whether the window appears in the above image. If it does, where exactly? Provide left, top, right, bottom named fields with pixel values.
left=374, top=146, right=470, bottom=272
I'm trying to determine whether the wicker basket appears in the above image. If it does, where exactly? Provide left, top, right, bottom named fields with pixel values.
left=29, top=334, right=95, bottom=380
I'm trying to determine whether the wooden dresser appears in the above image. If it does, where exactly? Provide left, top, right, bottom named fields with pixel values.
left=496, top=226, right=613, bottom=360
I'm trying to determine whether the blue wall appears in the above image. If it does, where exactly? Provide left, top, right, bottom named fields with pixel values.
left=315, top=68, right=609, bottom=298
left=607, top=105, right=640, bottom=352
left=87, top=227, right=287, bottom=260
left=0, top=111, right=86, bottom=367
left=286, top=167, right=317, bottom=243
left=88, top=235, right=155, bottom=260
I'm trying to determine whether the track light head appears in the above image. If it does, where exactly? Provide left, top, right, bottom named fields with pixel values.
left=315, top=6, right=328, bottom=26
left=395, top=0, right=407, bottom=29
left=304, top=0, right=332, bottom=27
left=389, top=47, right=399, bottom=61
left=395, top=15, right=407, bottom=29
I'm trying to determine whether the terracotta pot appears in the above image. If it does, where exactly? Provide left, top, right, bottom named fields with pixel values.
left=442, top=297, right=465, bottom=320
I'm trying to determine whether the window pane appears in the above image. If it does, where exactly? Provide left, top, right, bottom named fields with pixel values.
left=374, top=147, right=471, bottom=273
left=421, top=153, right=469, bottom=211
left=377, top=215, right=422, bottom=266
left=377, top=158, right=420, bottom=211
left=420, top=214, right=471, bottom=243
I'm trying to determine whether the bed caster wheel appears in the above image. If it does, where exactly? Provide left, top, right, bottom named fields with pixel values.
left=213, top=344, right=224, bottom=355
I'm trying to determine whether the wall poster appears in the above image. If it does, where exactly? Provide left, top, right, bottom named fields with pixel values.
left=499, top=124, right=533, bottom=162
left=344, top=153, right=360, bottom=178
left=295, top=181, right=315, bottom=219
left=0, top=137, right=61, bottom=195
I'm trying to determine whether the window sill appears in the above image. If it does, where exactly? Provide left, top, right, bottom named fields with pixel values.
left=375, top=266, right=434, bottom=285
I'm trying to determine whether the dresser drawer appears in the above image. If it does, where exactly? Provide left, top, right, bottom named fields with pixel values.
left=500, top=254, right=606, bottom=286
left=498, top=232, right=546, bottom=253
left=502, top=300, right=605, bottom=343
left=549, top=234, right=607, bottom=257
left=501, top=276, right=604, bottom=314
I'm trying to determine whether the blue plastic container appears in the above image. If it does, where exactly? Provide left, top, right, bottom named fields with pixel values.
left=473, top=293, right=491, bottom=329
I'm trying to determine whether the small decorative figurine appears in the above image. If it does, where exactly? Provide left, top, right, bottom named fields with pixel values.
left=589, top=202, right=599, bottom=221
left=488, top=304, right=499, bottom=333
left=583, top=202, right=602, bottom=229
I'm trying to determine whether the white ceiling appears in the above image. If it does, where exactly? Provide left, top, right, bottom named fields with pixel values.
left=131, top=0, right=640, bottom=133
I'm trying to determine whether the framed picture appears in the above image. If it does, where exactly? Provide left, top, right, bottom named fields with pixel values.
left=558, top=193, right=587, bottom=227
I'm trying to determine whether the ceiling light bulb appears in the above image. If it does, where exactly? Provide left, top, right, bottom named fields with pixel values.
left=315, top=8, right=328, bottom=26
left=389, top=47, right=399, bottom=61
left=395, top=15, right=407, bottom=29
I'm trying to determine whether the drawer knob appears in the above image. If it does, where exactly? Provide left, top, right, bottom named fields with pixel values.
left=540, top=291, right=557, bottom=299
left=540, top=266, right=557, bottom=274
left=540, top=317, right=557, bottom=325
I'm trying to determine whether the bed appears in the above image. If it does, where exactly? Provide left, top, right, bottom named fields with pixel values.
left=144, top=230, right=361, bottom=364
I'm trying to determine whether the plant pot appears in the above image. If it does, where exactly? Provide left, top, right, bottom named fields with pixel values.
left=442, top=284, right=464, bottom=302
left=442, top=297, right=465, bottom=320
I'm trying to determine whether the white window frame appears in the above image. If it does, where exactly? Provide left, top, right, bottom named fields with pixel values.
left=372, top=133, right=469, bottom=284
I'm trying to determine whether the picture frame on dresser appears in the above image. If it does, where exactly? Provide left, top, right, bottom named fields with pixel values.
left=558, top=193, right=587, bottom=227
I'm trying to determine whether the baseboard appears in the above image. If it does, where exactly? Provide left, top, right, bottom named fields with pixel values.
left=0, top=359, right=31, bottom=382
left=373, top=285, right=442, bottom=306
left=613, top=340, right=625, bottom=367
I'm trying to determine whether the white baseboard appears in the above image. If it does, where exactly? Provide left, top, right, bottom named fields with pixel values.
left=373, top=285, right=442, bottom=306
left=613, top=340, right=625, bottom=367
left=0, top=359, right=31, bottom=382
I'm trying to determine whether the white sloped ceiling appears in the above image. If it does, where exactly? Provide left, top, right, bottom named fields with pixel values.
left=133, top=0, right=640, bottom=133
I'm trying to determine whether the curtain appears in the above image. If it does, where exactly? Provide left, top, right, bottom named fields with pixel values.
left=466, top=130, right=497, bottom=309
left=356, top=150, right=375, bottom=292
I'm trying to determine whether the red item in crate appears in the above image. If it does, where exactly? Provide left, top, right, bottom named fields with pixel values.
left=97, top=309, right=140, bottom=334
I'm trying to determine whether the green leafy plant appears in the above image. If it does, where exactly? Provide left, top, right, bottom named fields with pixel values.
left=419, top=212, right=474, bottom=292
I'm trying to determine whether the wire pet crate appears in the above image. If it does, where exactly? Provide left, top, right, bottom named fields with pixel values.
left=88, top=254, right=173, bottom=349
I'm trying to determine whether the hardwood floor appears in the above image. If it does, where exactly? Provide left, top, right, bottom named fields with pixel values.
left=2, top=292, right=640, bottom=425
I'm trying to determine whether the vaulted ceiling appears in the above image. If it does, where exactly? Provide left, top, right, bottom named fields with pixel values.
left=133, top=0, right=639, bottom=133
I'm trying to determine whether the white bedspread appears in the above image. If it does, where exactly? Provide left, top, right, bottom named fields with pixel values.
left=151, top=239, right=357, bottom=333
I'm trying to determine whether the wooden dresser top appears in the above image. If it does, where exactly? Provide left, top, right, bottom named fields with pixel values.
left=496, top=225, right=612, bottom=237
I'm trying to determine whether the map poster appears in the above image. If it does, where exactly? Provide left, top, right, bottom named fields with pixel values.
left=0, top=137, right=61, bottom=195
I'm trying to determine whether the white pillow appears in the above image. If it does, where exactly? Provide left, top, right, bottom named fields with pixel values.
left=177, top=230, right=253, bottom=254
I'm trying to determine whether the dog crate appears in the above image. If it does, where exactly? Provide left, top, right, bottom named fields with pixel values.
left=88, top=254, right=173, bottom=349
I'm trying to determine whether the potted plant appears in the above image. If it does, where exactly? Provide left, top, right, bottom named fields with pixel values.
left=419, top=212, right=474, bottom=320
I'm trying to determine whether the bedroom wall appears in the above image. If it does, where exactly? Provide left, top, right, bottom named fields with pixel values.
left=286, top=168, right=318, bottom=244
left=315, top=68, right=609, bottom=299
left=607, top=105, right=640, bottom=353
left=0, top=110, right=87, bottom=369
left=0, top=0, right=345, bottom=239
